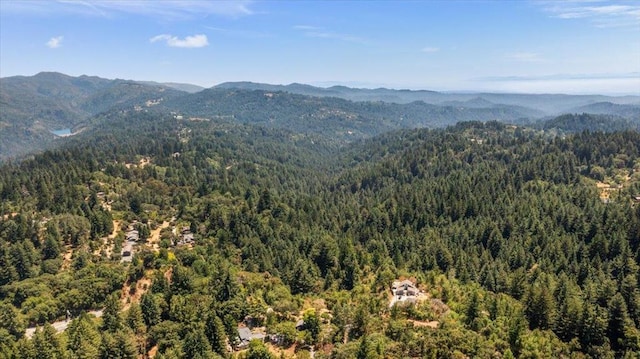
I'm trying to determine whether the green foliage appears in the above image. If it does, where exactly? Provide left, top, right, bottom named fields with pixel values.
left=102, top=292, right=123, bottom=332
left=66, top=313, right=101, bottom=359
left=98, top=329, right=137, bottom=359
left=0, top=115, right=639, bottom=358
left=32, top=323, right=65, bottom=359
left=540, top=113, right=636, bottom=133
left=182, top=325, right=215, bottom=359
left=302, top=310, right=321, bottom=344
left=245, top=340, right=274, bottom=359
left=524, top=281, right=555, bottom=331
left=356, top=334, right=385, bottom=359
left=0, top=303, right=25, bottom=339
left=205, top=314, right=227, bottom=356
left=140, top=292, right=162, bottom=327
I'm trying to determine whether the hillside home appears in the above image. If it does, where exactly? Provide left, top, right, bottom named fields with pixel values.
left=126, top=230, right=139, bottom=242
left=392, top=279, right=419, bottom=297
left=176, top=227, right=195, bottom=246
left=236, top=327, right=266, bottom=350
left=122, top=242, right=133, bottom=257
left=121, top=242, right=134, bottom=263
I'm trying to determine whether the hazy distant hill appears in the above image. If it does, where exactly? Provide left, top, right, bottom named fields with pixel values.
left=0, top=72, right=185, bottom=160
left=137, top=80, right=205, bottom=93
left=570, top=102, right=640, bottom=120
left=161, top=88, right=541, bottom=141
left=216, top=81, right=640, bottom=115
left=538, top=113, right=638, bottom=133
left=2, top=72, right=638, bottom=161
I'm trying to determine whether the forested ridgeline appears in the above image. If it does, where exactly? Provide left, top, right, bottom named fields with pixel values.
left=3, top=71, right=639, bottom=163
left=0, top=114, right=639, bottom=358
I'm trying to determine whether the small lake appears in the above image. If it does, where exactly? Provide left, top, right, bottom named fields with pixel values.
left=51, top=128, right=72, bottom=136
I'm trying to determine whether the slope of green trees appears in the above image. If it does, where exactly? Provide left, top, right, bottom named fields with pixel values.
left=538, top=113, right=637, bottom=134
left=0, top=112, right=639, bottom=358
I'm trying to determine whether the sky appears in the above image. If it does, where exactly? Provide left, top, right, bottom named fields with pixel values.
left=0, top=0, right=639, bottom=95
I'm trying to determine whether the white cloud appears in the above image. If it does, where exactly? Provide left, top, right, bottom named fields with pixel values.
left=150, top=34, right=209, bottom=48
left=473, top=72, right=640, bottom=94
left=46, top=36, right=63, bottom=48
left=540, top=1, right=640, bottom=28
left=505, top=52, right=545, bottom=63
left=476, top=72, right=640, bottom=82
left=293, top=25, right=368, bottom=44
left=293, top=25, right=321, bottom=31
left=421, top=47, right=439, bottom=53
left=3, top=0, right=254, bottom=19
left=477, top=77, right=640, bottom=95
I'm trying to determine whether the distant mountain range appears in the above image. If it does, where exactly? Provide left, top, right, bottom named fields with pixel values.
left=136, top=81, right=205, bottom=93
left=1, top=72, right=639, bottom=161
left=214, top=81, right=640, bottom=115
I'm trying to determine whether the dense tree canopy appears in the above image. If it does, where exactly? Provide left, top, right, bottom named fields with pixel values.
left=0, top=111, right=639, bottom=358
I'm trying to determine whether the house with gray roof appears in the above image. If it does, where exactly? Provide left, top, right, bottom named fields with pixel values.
left=236, top=327, right=266, bottom=350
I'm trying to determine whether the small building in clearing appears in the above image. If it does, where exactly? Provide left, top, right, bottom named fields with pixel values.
left=392, top=279, right=419, bottom=297
left=121, top=242, right=134, bottom=263
left=236, top=327, right=266, bottom=350
left=126, top=230, right=139, bottom=242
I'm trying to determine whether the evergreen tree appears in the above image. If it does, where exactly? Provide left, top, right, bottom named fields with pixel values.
left=205, top=314, right=227, bottom=356
left=580, top=301, right=608, bottom=352
left=66, top=313, right=101, bottom=359
left=525, top=284, right=555, bottom=330
left=98, top=330, right=137, bottom=359
left=553, top=277, right=582, bottom=342
left=607, top=293, right=631, bottom=352
left=0, top=243, right=18, bottom=285
left=126, top=303, right=147, bottom=355
left=42, top=233, right=61, bottom=260
left=125, top=303, right=145, bottom=332
left=256, top=189, right=273, bottom=213
left=0, top=303, right=25, bottom=339
left=465, top=290, right=481, bottom=330
left=102, top=293, right=123, bottom=332
left=14, top=337, right=37, bottom=359
left=140, top=292, right=162, bottom=327
left=290, top=259, right=315, bottom=294
left=32, top=323, right=64, bottom=359
left=182, top=326, right=214, bottom=359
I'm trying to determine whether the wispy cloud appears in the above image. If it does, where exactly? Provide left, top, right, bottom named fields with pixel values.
left=473, top=71, right=640, bottom=95
left=293, top=25, right=368, bottom=44
left=150, top=34, right=209, bottom=48
left=46, top=36, right=63, bottom=49
left=476, top=72, right=640, bottom=82
left=3, top=0, right=254, bottom=20
left=293, top=25, right=321, bottom=31
left=421, top=47, right=440, bottom=53
left=539, top=0, right=640, bottom=28
left=505, top=51, right=545, bottom=63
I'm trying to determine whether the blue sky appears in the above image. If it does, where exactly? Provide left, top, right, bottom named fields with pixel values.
left=0, top=0, right=638, bottom=94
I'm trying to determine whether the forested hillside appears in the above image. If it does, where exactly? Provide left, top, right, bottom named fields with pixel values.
left=538, top=113, right=638, bottom=134
left=0, top=72, right=185, bottom=160
left=0, top=110, right=638, bottom=358
left=159, top=88, right=541, bottom=143
left=3, top=73, right=639, bottom=162
left=215, top=82, right=640, bottom=115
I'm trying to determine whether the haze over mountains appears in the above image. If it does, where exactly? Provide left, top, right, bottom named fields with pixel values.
left=214, top=81, right=640, bottom=114
left=1, top=71, right=639, bottom=161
